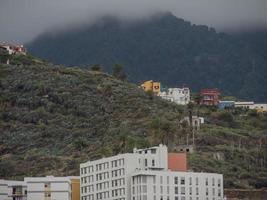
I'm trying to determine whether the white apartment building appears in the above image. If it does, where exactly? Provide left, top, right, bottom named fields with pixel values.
left=80, top=145, right=224, bottom=200
left=159, top=88, right=190, bottom=105
left=0, top=179, right=27, bottom=200
left=131, top=171, right=223, bottom=200
left=24, top=176, right=79, bottom=200
left=80, top=145, right=168, bottom=200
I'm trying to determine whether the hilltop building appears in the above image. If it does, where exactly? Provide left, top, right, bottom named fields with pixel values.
left=24, top=176, right=80, bottom=200
left=80, top=145, right=224, bottom=200
left=141, top=80, right=161, bottom=94
left=200, top=88, right=221, bottom=106
left=159, top=87, right=190, bottom=105
left=234, top=102, right=267, bottom=112
left=0, top=179, right=27, bottom=200
left=0, top=42, right=27, bottom=55
left=218, top=101, right=235, bottom=110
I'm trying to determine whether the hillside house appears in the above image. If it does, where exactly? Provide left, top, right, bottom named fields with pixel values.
left=235, top=101, right=267, bottom=112
left=200, top=88, right=221, bottom=106
left=159, top=87, right=190, bottom=105
left=180, top=116, right=205, bottom=130
left=141, top=80, right=161, bottom=94
left=0, top=42, right=27, bottom=55
left=218, top=101, right=235, bottom=109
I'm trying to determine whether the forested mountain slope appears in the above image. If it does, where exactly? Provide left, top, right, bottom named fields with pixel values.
left=27, top=12, right=267, bottom=101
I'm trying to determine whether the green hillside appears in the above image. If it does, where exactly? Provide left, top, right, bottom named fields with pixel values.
left=0, top=54, right=266, bottom=189
left=27, top=12, right=267, bottom=102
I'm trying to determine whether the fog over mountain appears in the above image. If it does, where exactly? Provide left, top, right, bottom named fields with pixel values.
left=0, top=0, right=267, bottom=43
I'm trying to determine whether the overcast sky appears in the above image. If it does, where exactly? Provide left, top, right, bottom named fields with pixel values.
left=0, top=0, right=267, bottom=43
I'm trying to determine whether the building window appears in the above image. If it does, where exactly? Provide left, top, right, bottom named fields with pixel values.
left=181, top=177, right=185, bottom=185
left=152, top=159, right=155, bottom=166
left=218, top=179, right=221, bottom=187
left=174, top=177, right=178, bottom=184
left=145, top=159, right=148, bottom=167
left=142, top=176, right=147, bottom=183
left=218, top=189, right=221, bottom=197
left=181, top=187, right=185, bottom=195
left=175, top=187, right=178, bottom=194
left=142, top=185, right=147, bottom=193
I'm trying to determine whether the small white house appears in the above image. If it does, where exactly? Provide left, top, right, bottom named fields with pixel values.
left=180, top=116, right=205, bottom=130
left=159, top=87, right=190, bottom=105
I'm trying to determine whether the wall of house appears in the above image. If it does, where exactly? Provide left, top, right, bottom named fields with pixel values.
left=168, top=153, right=188, bottom=172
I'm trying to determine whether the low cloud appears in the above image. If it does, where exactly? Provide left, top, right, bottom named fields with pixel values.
left=0, top=0, right=267, bottom=43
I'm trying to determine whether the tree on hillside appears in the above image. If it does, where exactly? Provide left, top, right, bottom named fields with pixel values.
left=112, top=64, right=127, bottom=81
left=91, top=64, right=102, bottom=72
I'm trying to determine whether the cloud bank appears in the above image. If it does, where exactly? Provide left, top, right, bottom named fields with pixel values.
left=0, top=0, right=267, bottom=43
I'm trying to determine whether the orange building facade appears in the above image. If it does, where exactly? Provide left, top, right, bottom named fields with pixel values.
left=168, top=153, right=188, bottom=172
left=71, top=178, right=80, bottom=200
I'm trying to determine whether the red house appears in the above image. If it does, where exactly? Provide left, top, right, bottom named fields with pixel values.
left=200, top=88, right=220, bottom=106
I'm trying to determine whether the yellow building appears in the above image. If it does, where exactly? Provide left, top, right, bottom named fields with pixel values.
left=71, top=178, right=80, bottom=200
left=141, top=80, right=161, bottom=94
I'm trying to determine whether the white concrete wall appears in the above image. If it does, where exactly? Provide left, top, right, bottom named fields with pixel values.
left=52, top=192, right=70, bottom=200
left=0, top=180, right=8, bottom=200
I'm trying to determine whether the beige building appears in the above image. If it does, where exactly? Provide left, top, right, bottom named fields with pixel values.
left=235, top=102, right=267, bottom=112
